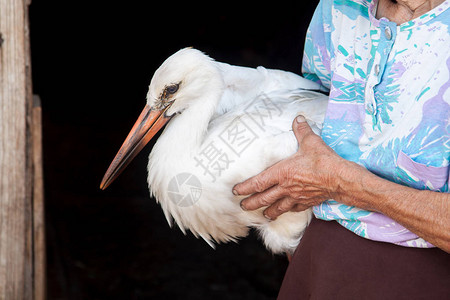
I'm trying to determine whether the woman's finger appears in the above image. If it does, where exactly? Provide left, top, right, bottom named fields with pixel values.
left=240, top=185, right=285, bottom=211
left=263, top=197, right=298, bottom=220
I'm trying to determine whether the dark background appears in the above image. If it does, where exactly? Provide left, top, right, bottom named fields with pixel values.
left=29, top=1, right=319, bottom=299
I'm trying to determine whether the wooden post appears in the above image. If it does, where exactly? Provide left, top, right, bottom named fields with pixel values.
left=0, top=0, right=45, bottom=299
left=32, top=96, right=45, bottom=300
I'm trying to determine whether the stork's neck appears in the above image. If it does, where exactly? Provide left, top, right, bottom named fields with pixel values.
left=155, top=92, right=221, bottom=157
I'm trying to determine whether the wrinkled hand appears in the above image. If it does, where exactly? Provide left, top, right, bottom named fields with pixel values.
left=233, top=115, right=346, bottom=220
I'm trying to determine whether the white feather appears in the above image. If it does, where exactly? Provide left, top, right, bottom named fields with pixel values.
left=146, top=48, right=328, bottom=254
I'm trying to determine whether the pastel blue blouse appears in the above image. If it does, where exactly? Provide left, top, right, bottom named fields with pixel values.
left=303, top=0, right=450, bottom=247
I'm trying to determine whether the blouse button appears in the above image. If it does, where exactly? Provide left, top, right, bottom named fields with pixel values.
left=374, top=64, right=380, bottom=76
left=366, top=102, right=375, bottom=114
left=384, top=26, right=392, bottom=40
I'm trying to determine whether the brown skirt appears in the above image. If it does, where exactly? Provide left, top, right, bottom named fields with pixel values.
left=278, top=218, right=450, bottom=300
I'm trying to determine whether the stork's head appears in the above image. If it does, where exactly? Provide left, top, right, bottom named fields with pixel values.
left=147, top=48, right=223, bottom=116
left=100, top=48, right=223, bottom=189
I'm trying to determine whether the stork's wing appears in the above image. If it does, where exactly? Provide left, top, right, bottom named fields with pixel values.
left=214, top=62, right=322, bottom=116
left=208, top=88, right=328, bottom=141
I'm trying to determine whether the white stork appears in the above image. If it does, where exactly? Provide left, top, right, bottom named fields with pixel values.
left=100, top=48, right=328, bottom=254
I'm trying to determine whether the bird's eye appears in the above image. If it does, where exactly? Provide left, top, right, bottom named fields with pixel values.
left=166, top=84, right=179, bottom=95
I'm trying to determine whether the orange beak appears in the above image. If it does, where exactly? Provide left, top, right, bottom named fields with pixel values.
left=100, top=103, right=173, bottom=190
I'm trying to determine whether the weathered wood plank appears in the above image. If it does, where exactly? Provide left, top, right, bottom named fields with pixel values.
left=0, top=0, right=34, bottom=298
left=32, top=95, right=45, bottom=300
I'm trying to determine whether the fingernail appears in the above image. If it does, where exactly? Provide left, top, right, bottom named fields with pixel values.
left=239, top=200, right=247, bottom=211
left=263, top=212, right=272, bottom=221
left=296, top=115, right=306, bottom=123
left=232, top=188, right=239, bottom=196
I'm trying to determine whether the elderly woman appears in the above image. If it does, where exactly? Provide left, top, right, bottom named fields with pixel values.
left=234, top=0, right=450, bottom=298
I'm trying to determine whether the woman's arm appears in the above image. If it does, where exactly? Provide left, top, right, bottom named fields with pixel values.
left=234, top=116, right=450, bottom=253
left=338, top=155, right=450, bottom=252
